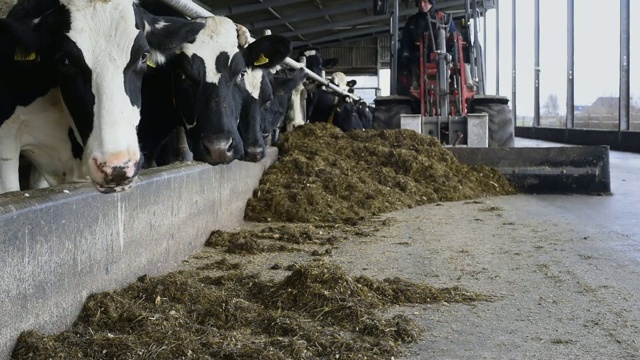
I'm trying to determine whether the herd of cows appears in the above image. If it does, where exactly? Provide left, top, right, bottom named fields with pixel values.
left=0, top=0, right=374, bottom=195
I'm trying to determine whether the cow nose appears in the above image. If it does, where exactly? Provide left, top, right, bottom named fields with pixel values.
left=201, top=135, right=238, bottom=164
left=109, top=167, right=130, bottom=184
left=89, top=151, right=140, bottom=193
left=243, top=146, right=265, bottom=163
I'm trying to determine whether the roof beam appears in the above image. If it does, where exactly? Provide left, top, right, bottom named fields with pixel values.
left=293, top=32, right=388, bottom=49
left=258, top=0, right=307, bottom=41
left=292, top=25, right=391, bottom=48
left=204, top=0, right=307, bottom=16
left=246, top=0, right=371, bottom=30
left=281, top=8, right=415, bottom=38
left=314, top=0, right=333, bottom=25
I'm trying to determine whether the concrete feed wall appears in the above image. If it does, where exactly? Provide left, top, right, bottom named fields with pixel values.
left=0, top=149, right=276, bottom=359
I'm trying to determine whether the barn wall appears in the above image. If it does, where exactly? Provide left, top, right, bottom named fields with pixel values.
left=318, top=35, right=392, bottom=74
left=377, top=34, right=391, bottom=63
left=0, top=148, right=277, bottom=359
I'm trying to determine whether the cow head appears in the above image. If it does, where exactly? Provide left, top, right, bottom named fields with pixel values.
left=5, top=0, right=204, bottom=193
left=297, top=47, right=338, bottom=77
left=330, top=72, right=358, bottom=94
left=285, top=78, right=308, bottom=133
left=355, top=100, right=373, bottom=129
left=237, top=68, right=274, bottom=162
left=329, top=72, right=349, bottom=91
left=326, top=72, right=369, bottom=130
left=308, top=87, right=363, bottom=133
left=167, top=16, right=290, bottom=164
left=238, top=38, right=292, bottom=162
left=332, top=97, right=364, bottom=132
left=295, top=47, right=338, bottom=121
left=260, top=67, right=306, bottom=143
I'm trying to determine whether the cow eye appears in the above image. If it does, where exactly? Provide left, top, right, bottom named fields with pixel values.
left=238, top=70, right=247, bottom=82
left=140, top=52, right=149, bottom=63
left=57, top=55, right=69, bottom=67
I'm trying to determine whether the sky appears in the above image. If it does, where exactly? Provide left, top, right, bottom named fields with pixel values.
left=375, top=0, right=639, bottom=117
left=483, top=0, right=638, bottom=116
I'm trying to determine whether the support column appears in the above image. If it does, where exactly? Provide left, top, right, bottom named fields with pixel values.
left=511, top=0, right=517, bottom=125
left=533, top=0, right=540, bottom=127
left=619, top=0, right=630, bottom=131
left=566, top=0, right=575, bottom=128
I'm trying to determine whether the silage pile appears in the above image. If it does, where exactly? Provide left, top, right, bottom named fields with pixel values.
left=246, top=123, right=516, bottom=224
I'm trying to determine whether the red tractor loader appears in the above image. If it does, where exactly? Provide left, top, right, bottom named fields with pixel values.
left=372, top=0, right=610, bottom=194
left=374, top=2, right=513, bottom=147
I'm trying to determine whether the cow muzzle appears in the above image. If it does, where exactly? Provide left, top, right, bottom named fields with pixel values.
left=89, top=151, right=142, bottom=193
left=201, top=135, right=240, bottom=165
left=243, top=146, right=265, bottom=163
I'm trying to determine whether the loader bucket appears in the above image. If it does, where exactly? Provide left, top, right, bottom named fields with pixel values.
left=447, top=146, right=611, bottom=195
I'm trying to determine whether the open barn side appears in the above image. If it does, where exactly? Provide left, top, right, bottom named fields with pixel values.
left=0, top=148, right=277, bottom=359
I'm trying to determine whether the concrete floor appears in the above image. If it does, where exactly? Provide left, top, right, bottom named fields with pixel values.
left=512, top=138, right=640, bottom=261
left=383, top=138, right=640, bottom=359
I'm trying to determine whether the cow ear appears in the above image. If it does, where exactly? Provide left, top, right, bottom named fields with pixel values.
left=140, top=13, right=205, bottom=62
left=323, top=57, right=339, bottom=69
left=0, top=18, right=46, bottom=62
left=346, top=79, right=357, bottom=87
left=243, top=35, right=292, bottom=69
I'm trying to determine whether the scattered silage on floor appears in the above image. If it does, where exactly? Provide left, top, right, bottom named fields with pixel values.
left=12, top=225, right=491, bottom=360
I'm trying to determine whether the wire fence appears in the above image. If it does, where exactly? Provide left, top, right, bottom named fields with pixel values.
left=517, top=113, right=640, bottom=131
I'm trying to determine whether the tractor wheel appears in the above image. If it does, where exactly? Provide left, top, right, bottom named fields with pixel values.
left=372, top=102, right=414, bottom=129
left=473, top=102, right=514, bottom=147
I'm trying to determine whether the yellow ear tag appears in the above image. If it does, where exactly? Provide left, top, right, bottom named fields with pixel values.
left=254, top=53, right=269, bottom=66
left=146, top=58, right=157, bottom=68
left=14, top=49, right=39, bottom=61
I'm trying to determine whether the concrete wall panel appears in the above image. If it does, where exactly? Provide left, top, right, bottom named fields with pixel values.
left=0, top=148, right=277, bottom=359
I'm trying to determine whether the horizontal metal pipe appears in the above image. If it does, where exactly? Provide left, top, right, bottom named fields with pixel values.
left=157, top=0, right=361, bottom=100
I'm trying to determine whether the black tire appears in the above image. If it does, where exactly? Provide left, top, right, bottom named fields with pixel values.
left=372, top=102, right=414, bottom=129
left=472, top=102, right=514, bottom=147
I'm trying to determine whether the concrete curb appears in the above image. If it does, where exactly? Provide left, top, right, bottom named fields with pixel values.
left=0, top=147, right=277, bottom=359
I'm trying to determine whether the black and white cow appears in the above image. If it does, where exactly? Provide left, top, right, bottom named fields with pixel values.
left=334, top=72, right=373, bottom=130
left=0, top=0, right=204, bottom=193
left=0, top=24, right=85, bottom=193
left=282, top=47, right=338, bottom=132
left=260, top=66, right=306, bottom=145
left=283, top=68, right=308, bottom=133
left=137, top=12, right=291, bottom=166
left=298, top=47, right=339, bottom=79
left=237, top=52, right=293, bottom=162
left=305, top=71, right=364, bottom=132
left=355, top=100, right=374, bottom=129
left=308, top=91, right=363, bottom=132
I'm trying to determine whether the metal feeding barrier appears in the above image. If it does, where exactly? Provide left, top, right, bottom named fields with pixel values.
left=157, top=0, right=362, bottom=102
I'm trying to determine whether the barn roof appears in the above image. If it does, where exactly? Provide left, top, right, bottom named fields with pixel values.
left=195, top=0, right=493, bottom=51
